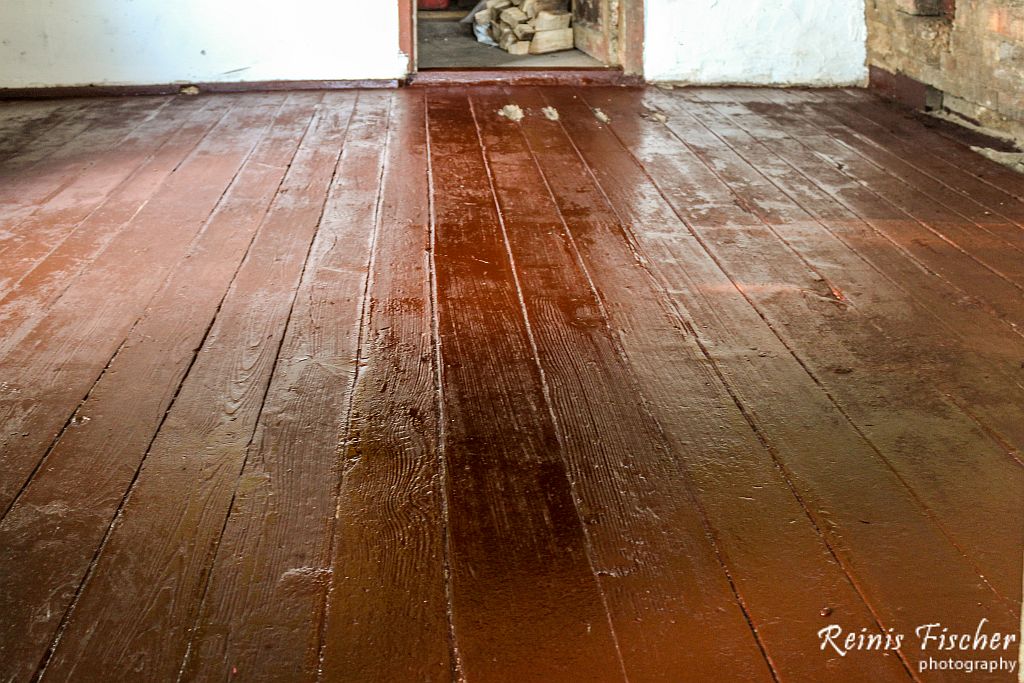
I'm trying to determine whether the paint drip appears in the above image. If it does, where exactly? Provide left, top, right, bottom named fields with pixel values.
left=497, top=104, right=524, bottom=122
left=644, top=108, right=668, bottom=124
left=541, top=106, right=560, bottom=121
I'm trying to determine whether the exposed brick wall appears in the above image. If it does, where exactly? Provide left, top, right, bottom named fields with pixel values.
left=867, top=0, right=1024, bottom=140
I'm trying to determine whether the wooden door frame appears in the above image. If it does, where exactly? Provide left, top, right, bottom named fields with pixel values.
left=617, top=0, right=644, bottom=76
left=400, top=0, right=416, bottom=75
left=400, top=0, right=644, bottom=77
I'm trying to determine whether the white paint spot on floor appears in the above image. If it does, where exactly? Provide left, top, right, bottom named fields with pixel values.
left=593, top=108, right=611, bottom=124
left=281, top=567, right=331, bottom=582
left=643, top=108, right=668, bottom=124
left=541, top=106, right=560, bottom=121
left=497, top=104, right=524, bottom=122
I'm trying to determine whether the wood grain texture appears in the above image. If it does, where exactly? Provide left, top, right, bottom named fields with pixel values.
left=0, top=94, right=287, bottom=516
left=0, top=96, right=225, bottom=298
left=838, top=89, right=1024, bottom=204
left=472, top=86, right=781, bottom=682
left=0, top=97, right=234, bottom=353
left=622, top=92, right=1024, bottom=602
left=769, top=91, right=1024, bottom=284
left=0, top=99, right=110, bottom=168
left=812, top=91, right=1024, bottom=225
left=32, top=94, right=351, bottom=681
left=578, top=87, right=1023, bottom=604
left=179, top=91, right=392, bottom=680
left=670, top=90, right=1024, bottom=462
left=0, top=97, right=171, bottom=225
left=0, top=88, right=1020, bottom=682
left=745, top=90, right=1024, bottom=333
left=426, top=88, right=625, bottom=682
left=0, top=93, right=323, bottom=682
left=546, top=86, right=1020, bottom=673
left=318, top=91, right=454, bottom=682
left=503, top=86, right=909, bottom=681
left=0, top=100, right=91, bottom=162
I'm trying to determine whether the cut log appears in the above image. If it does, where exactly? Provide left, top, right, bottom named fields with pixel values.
left=485, top=0, right=511, bottom=8
left=500, top=7, right=528, bottom=25
left=523, top=0, right=568, bottom=17
left=500, top=31, right=518, bottom=50
left=474, top=9, right=491, bottom=24
left=533, top=10, right=571, bottom=31
left=508, top=41, right=531, bottom=55
left=529, top=27, right=573, bottom=53
left=513, top=23, right=536, bottom=40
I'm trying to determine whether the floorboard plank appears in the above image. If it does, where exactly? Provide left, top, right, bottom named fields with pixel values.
left=426, top=88, right=625, bottom=682
left=839, top=89, right=1024, bottom=205
left=583, top=87, right=1024, bottom=605
left=543, top=86, right=1021, bottom=673
left=0, top=94, right=287, bottom=516
left=475, top=86, right=903, bottom=681
left=0, top=88, right=1019, bottom=682
left=0, top=99, right=112, bottom=167
left=35, top=93, right=354, bottom=682
left=0, top=92, right=324, bottom=683
left=741, top=91, right=1024, bottom=329
left=180, top=91, right=395, bottom=680
left=318, top=90, right=454, bottom=682
left=0, top=100, right=92, bottom=162
left=0, top=98, right=173, bottom=225
left=0, top=97, right=225, bottom=297
left=0, top=97, right=234, bottom=352
left=670, top=90, right=1024, bottom=459
left=777, top=91, right=1024, bottom=273
left=802, top=91, right=1024, bottom=226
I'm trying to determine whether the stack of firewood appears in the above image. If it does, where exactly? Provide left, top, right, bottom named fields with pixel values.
left=474, top=0, right=573, bottom=55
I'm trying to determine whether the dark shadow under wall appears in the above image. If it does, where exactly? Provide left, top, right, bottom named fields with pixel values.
left=867, top=0, right=1024, bottom=149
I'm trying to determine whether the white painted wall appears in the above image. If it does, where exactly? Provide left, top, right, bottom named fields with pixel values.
left=0, top=0, right=868, bottom=87
left=644, top=0, right=867, bottom=85
left=0, top=0, right=407, bottom=88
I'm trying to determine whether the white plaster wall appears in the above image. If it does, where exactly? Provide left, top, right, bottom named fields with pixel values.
left=0, top=0, right=868, bottom=87
left=644, top=0, right=868, bottom=85
left=0, top=0, right=407, bottom=88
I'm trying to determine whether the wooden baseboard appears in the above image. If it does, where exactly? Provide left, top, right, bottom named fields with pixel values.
left=409, top=68, right=642, bottom=87
left=0, top=71, right=644, bottom=99
left=0, top=79, right=403, bottom=100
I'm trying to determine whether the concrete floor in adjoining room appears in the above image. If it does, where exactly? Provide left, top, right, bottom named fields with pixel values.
left=417, top=13, right=604, bottom=69
left=0, top=86, right=1021, bottom=682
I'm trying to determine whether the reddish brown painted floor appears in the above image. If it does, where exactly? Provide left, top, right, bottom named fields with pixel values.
left=0, top=87, right=1022, bottom=682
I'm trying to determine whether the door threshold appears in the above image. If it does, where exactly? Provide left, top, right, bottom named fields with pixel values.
left=408, top=68, right=642, bottom=86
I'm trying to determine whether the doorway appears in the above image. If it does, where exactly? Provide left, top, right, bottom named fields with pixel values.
left=406, top=0, right=643, bottom=74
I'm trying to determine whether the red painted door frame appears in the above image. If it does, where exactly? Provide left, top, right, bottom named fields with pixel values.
left=399, top=0, right=643, bottom=77
left=400, top=0, right=416, bottom=74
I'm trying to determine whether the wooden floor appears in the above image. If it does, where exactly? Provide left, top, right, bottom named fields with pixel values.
left=0, top=87, right=1022, bottom=682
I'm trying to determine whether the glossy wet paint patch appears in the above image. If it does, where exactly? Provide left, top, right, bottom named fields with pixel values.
left=0, top=86, right=1021, bottom=682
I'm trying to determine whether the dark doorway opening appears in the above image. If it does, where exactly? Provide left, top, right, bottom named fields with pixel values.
left=415, top=0, right=614, bottom=71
